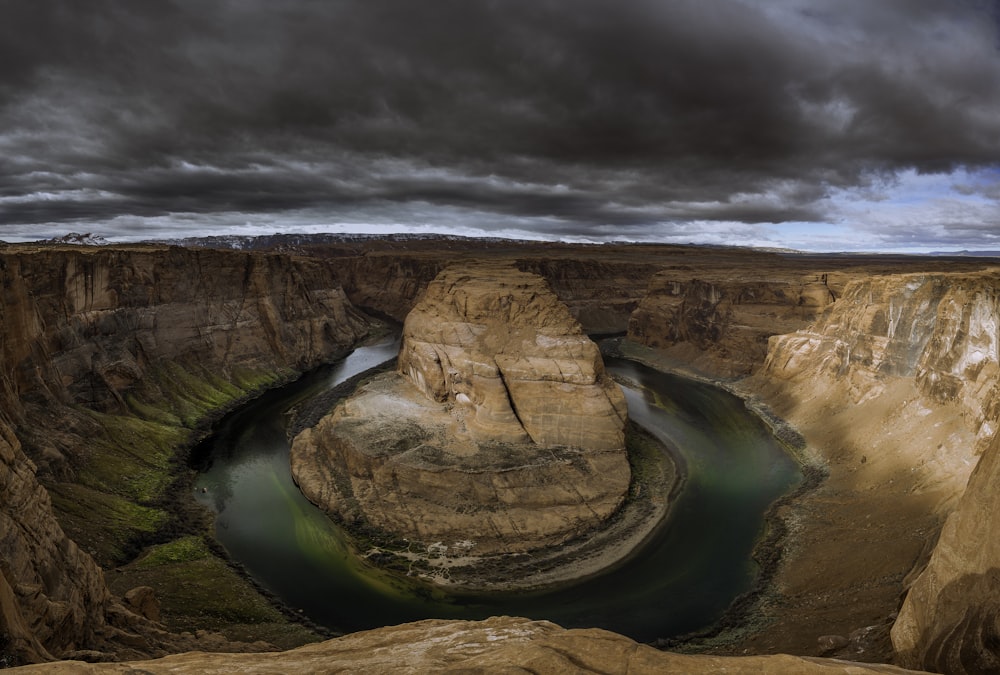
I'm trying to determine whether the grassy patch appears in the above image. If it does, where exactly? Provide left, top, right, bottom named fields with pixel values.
left=48, top=363, right=288, bottom=568
left=144, top=362, right=286, bottom=428
left=110, top=537, right=323, bottom=649
left=48, top=482, right=167, bottom=566
left=77, top=411, right=187, bottom=503
left=133, top=535, right=211, bottom=567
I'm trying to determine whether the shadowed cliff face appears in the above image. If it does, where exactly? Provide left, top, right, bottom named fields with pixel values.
left=628, top=272, right=836, bottom=377
left=0, top=245, right=376, bottom=664
left=893, top=432, right=1000, bottom=674
left=337, top=253, right=661, bottom=334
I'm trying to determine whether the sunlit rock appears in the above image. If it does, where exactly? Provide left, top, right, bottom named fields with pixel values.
left=291, top=262, right=630, bottom=558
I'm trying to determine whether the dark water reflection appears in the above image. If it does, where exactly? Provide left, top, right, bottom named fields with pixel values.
left=192, top=336, right=801, bottom=642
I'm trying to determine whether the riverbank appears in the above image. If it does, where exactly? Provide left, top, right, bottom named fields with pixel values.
left=352, top=419, right=683, bottom=592
left=183, top=337, right=803, bottom=642
left=606, top=338, right=949, bottom=664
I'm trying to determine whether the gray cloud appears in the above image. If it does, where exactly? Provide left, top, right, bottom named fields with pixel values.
left=2, top=0, right=1000, bottom=248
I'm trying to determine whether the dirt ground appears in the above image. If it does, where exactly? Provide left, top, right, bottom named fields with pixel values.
left=709, top=373, right=973, bottom=663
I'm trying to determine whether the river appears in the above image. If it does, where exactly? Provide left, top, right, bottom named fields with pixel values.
left=191, top=334, right=801, bottom=643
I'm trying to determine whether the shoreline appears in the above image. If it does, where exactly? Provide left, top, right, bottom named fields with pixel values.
left=310, top=417, right=685, bottom=593
left=604, top=338, right=951, bottom=664
left=600, top=338, right=828, bottom=649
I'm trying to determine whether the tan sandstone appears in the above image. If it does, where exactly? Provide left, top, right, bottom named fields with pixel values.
left=291, top=262, right=630, bottom=560
left=7, top=616, right=929, bottom=674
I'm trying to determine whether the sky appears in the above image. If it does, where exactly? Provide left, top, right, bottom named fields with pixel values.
left=2, top=1, right=1000, bottom=251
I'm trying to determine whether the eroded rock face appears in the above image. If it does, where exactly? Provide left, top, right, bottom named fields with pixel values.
left=0, top=245, right=377, bottom=663
left=9, top=616, right=928, bottom=674
left=398, top=262, right=627, bottom=451
left=764, top=271, right=1000, bottom=467
left=892, top=429, right=1000, bottom=674
left=291, top=263, right=629, bottom=557
left=628, top=272, right=836, bottom=377
left=0, top=419, right=85, bottom=665
left=744, top=269, right=1000, bottom=661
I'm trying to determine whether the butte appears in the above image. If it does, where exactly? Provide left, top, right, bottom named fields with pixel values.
left=290, top=262, right=631, bottom=573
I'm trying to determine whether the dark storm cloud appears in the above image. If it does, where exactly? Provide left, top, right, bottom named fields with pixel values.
left=2, top=0, right=1000, bottom=246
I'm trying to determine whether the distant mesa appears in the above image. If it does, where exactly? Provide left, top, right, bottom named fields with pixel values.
left=290, top=262, right=630, bottom=561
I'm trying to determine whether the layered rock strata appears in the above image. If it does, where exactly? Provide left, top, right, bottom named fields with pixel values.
left=892, top=420, right=1000, bottom=673
left=628, top=272, right=837, bottom=376
left=0, top=245, right=376, bottom=663
left=732, top=270, right=1000, bottom=660
left=397, top=263, right=628, bottom=451
left=763, top=271, right=999, bottom=480
left=291, top=263, right=630, bottom=558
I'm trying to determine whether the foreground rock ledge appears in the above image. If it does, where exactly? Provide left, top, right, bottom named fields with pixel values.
left=11, top=616, right=928, bottom=674
left=291, top=262, right=631, bottom=559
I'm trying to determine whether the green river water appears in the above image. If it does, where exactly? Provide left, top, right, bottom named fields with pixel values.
left=191, top=334, right=801, bottom=642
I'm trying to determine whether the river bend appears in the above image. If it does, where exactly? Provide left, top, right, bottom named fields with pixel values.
left=191, top=334, right=800, bottom=642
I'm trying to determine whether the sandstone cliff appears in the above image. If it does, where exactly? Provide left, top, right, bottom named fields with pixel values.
left=628, top=271, right=837, bottom=377
left=0, top=245, right=377, bottom=664
left=763, top=270, right=999, bottom=487
left=291, top=262, right=631, bottom=562
left=728, top=269, right=1000, bottom=661
left=398, top=262, right=627, bottom=450
left=8, top=616, right=928, bottom=674
left=892, top=423, right=1000, bottom=674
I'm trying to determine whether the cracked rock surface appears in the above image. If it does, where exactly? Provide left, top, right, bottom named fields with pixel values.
left=290, top=262, right=630, bottom=558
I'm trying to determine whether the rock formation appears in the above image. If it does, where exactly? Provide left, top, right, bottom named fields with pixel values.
left=735, top=269, right=1000, bottom=662
left=892, top=425, right=1000, bottom=674
left=763, top=271, right=999, bottom=486
left=291, top=262, right=630, bottom=559
left=0, top=245, right=376, bottom=664
left=397, top=262, right=628, bottom=451
left=6, top=237, right=1000, bottom=671
left=628, top=272, right=837, bottom=376
left=7, top=616, right=926, bottom=674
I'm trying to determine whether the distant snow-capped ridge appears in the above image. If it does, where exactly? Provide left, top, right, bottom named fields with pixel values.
left=44, top=232, right=111, bottom=246
left=147, top=232, right=533, bottom=250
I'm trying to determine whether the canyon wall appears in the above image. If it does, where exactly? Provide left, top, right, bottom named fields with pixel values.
left=5, top=239, right=998, bottom=671
left=336, top=251, right=660, bottom=333
left=763, top=271, right=999, bottom=484
left=744, top=269, right=1000, bottom=664
left=628, top=271, right=837, bottom=376
left=0, top=245, right=376, bottom=664
left=892, top=430, right=1000, bottom=674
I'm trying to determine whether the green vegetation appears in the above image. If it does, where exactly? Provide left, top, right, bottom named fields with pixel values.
left=78, top=411, right=187, bottom=503
left=46, top=362, right=291, bottom=569
left=110, top=536, right=323, bottom=648
left=48, top=483, right=167, bottom=564
left=40, top=358, right=326, bottom=643
left=138, top=362, right=288, bottom=428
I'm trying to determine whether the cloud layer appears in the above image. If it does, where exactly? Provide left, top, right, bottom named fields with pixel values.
left=2, top=0, right=1000, bottom=249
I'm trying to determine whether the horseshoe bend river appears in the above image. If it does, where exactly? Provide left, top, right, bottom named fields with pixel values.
left=190, top=334, right=802, bottom=643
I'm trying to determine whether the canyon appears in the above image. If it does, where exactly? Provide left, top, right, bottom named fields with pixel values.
left=2, top=237, right=1000, bottom=673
